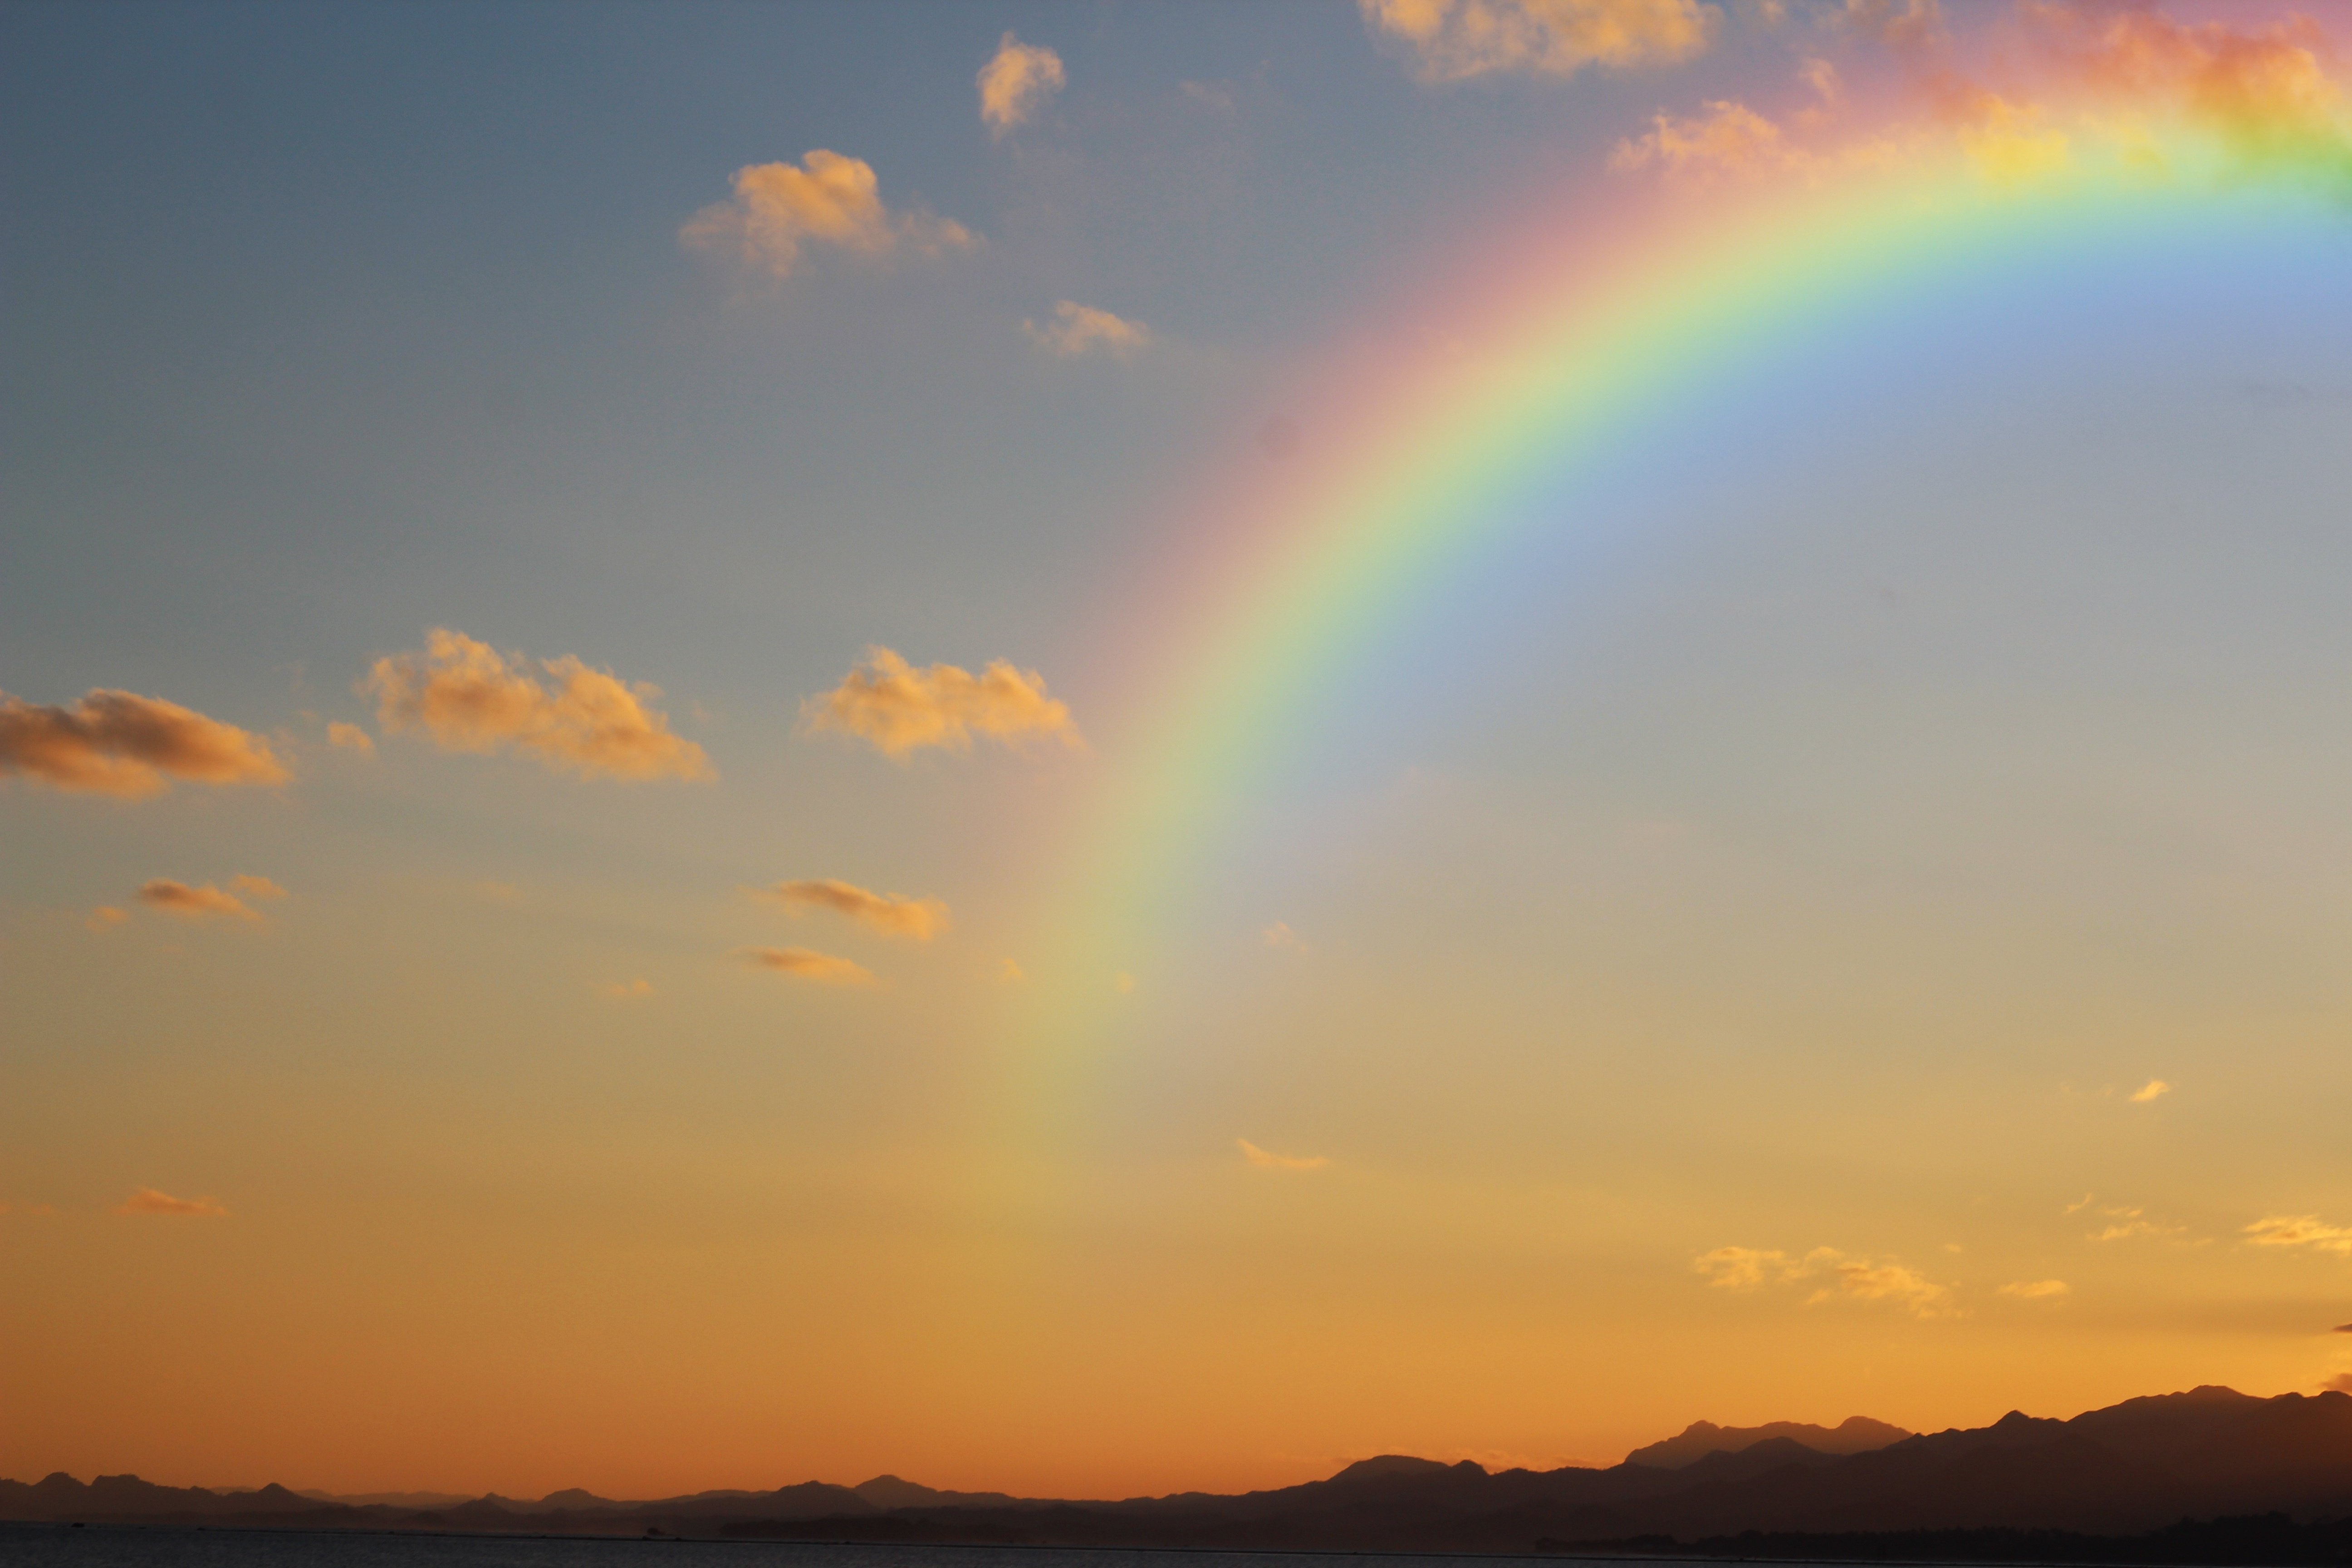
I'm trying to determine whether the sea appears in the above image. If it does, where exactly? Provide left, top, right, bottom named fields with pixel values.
left=0, top=1533, right=1691, bottom=1568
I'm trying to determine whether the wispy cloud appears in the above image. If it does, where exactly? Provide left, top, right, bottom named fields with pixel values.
left=85, top=906, right=129, bottom=933
left=138, top=879, right=262, bottom=922
left=1694, top=1245, right=1955, bottom=1317
left=230, top=874, right=288, bottom=902
left=755, top=879, right=951, bottom=941
left=2129, top=1078, right=2173, bottom=1103
left=366, top=628, right=712, bottom=783
left=800, top=647, right=1081, bottom=760
left=2087, top=1204, right=2183, bottom=1243
left=1362, top=0, right=1718, bottom=82
left=739, top=946, right=876, bottom=987
left=0, top=688, right=287, bottom=799
left=1025, top=301, right=1152, bottom=358
left=980, top=33, right=1066, bottom=136
left=2245, top=1215, right=2352, bottom=1256
left=326, top=721, right=375, bottom=755
left=1998, top=1279, right=2072, bottom=1301
left=681, top=152, right=975, bottom=282
left=1239, top=1138, right=1329, bottom=1171
left=116, top=1187, right=228, bottom=1217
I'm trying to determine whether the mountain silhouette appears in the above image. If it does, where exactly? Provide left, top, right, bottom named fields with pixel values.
left=7, top=1385, right=2349, bottom=1553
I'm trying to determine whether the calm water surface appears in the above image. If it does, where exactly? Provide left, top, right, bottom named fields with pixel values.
left=0, top=1532, right=1700, bottom=1568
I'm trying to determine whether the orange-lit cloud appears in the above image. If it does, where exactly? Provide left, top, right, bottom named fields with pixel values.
left=1238, top=1138, right=1329, bottom=1171
left=2328, top=1373, right=2352, bottom=1394
left=0, top=688, right=288, bottom=799
left=137, top=879, right=262, bottom=922
left=739, top=946, right=876, bottom=987
left=681, top=152, right=975, bottom=282
left=600, top=978, right=654, bottom=1000
left=2020, top=3, right=2343, bottom=148
left=2088, top=1204, right=2182, bottom=1242
left=2129, top=1078, right=2173, bottom=1102
left=1611, top=99, right=1792, bottom=175
left=1997, top=1278, right=2072, bottom=1300
left=757, top=879, right=951, bottom=941
left=85, top=906, right=128, bottom=933
left=366, top=629, right=712, bottom=783
left=2244, top=1214, right=2352, bottom=1256
left=326, top=721, right=375, bottom=755
left=1362, top=0, right=1718, bottom=82
left=1695, top=1245, right=1953, bottom=1316
left=998, top=958, right=1026, bottom=983
left=230, top=874, right=288, bottom=901
left=1263, top=921, right=1304, bottom=951
left=116, top=1187, right=228, bottom=1217
left=1025, top=301, right=1153, bottom=359
left=1838, top=0, right=1945, bottom=53
left=800, top=647, right=1081, bottom=760
left=980, top=32, right=1066, bottom=135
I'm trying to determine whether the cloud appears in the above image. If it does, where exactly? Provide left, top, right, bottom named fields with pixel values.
left=1611, top=99, right=1793, bottom=176
left=1361, top=0, right=1718, bottom=83
left=980, top=32, right=1066, bottom=136
left=1263, top=921, right=1304, bottom=951
left=800, top=647, right=1081, bottom=760
left=0, top=688, right=288, bottom=799
left=230, top=874, right=287, bottom=901
left=365, top=629, right=712, bottom=783
left=757, top=879, right=951, bottom=941
left=1694, top=1245, right=1954, bottom=1316
left=2327, top=1373, right=2352, bottom=1394
left=1836, top=0, right=1945, bottom=52
left=1239, top=1138, right=1329, bottom=1171
left=600, top=978, right=654, bottom=1000
left=739, top=946, right=876, bottom=987
left=85, top=906, right=128, bottom=933
left=473, top=882, right=523, bottom=904
left=681, top=151, right=975, bottom=282
left=2245, top=1215, right=2352, bottom=1256
left=1998, top=1279, right=2072, bottom=1300
left=1025, top=301, right=1153, bottom=358
left=137, top=880, right=261, bottom=922
left=1114, top=971, right=1136, bottom=994
left=326, top=721, right=375, bottom=755
left=2130, top=1078, right=2173, bottom=1102
left=2021, top=5, right=2343, bottom=151
left=998, top=958, right=1025, bottom=983
left=115, top=1187, right=227, bottom=1217
left=2088, top=1204, right=2182, bottom=1242
left=2336, top=1323, right=2352, bottom=1334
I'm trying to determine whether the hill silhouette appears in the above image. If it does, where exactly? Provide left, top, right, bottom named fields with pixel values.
left=7, top=1385, right=2349, bottom=1558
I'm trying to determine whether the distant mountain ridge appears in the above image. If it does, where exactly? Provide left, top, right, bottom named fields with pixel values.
left=8, top=1386, right=2349, bottom=1552
left=1626, top=1415, right=1911, bottom=1469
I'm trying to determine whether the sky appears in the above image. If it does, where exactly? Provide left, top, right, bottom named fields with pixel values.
left=5, top=0, right=2352, bottom=1503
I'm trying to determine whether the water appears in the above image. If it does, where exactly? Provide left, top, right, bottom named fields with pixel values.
left=0, top=1531, right=1691, bottom=1568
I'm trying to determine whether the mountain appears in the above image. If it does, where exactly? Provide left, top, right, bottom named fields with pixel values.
left=1627, top=1416, right=1911, bottom=1468
left=8, top=1386, right=2350, bottom=1551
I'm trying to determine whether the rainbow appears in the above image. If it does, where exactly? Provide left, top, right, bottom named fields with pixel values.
left=995, top=98, right=2352, bottom=1137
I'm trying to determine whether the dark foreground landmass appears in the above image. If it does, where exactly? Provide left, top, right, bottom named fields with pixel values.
left=8, top=1385, right=2352, bottom=1563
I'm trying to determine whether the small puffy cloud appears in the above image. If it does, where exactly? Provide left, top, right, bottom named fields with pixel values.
left=85, top=906, right=129, bottom=933
left=1998, top=1279, right=2072, bottom=1301
left=800, top=647, right=1081, bottom=760
left=365, top=628, right=712, bottom=783
left=2129, top=1078, right=2172, bottom=1103
left=1695, top=1245, right=1953, bottom=1316
left=138, top=880, right=261, bottom=922
left=116, top=1186, right=227, bottom=1217
left=681, top=151, right=975, bottom=282
left=326, top=721, right=375, bottom=755
left=1239, top=1138, right=1329, bottom=1171
left=230, top=874, right=288, bottom=901
left=1025, top=301, right=1152, bottom=358
left=1362, top=0, right=1718, bottom=83
left=1694, top=1245, right=1784, bottom=1290
left=600, top=978, right=654, bottom=1000
left=979, top=32, right=1066, bottom=136
left=1611, top=99, right=1791, bottom=177
left=0, top=688, right=288, bottom=799
left=1263, top=921, right=1304, bottom=951
left=757, top=879, right=950, bottom=941
left=740, top=946, right=875, bottom=987
left=997, top=958, right=1025, bottom=983
left=2245, top=1215, right=2352, bottom=1256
